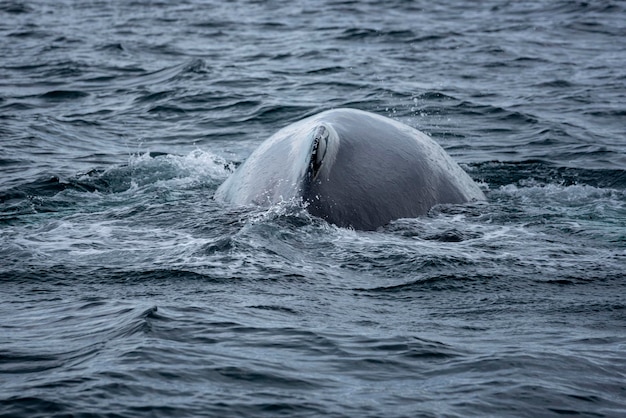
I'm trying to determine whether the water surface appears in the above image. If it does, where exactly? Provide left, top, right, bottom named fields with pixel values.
left=1, top=1, right=625, bottom=417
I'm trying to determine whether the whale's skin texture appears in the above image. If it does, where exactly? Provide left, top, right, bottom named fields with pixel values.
left=215, top=108, right=485, bottom=230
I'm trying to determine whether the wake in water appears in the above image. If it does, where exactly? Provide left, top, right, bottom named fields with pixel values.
left=2, top=151, right=623, bottom=285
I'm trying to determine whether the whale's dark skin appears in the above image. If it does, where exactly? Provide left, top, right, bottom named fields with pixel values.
left=215, top=108, right=485, bottom=230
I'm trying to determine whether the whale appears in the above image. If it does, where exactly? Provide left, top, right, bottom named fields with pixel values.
left=215, top=108, right=485, bottom=230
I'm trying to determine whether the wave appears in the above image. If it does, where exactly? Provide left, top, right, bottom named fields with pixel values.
left=0, top=150, right=231, bottom=220
left=1, top=300, right=156, bottom=374
left=474, top=160, right=626, bottom=189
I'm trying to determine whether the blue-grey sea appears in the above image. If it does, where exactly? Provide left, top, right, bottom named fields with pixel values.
left=1, top=1, right=625, bottom=417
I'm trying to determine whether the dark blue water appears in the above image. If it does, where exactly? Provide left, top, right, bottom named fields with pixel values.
left=1, top=1, right=625, bottom=416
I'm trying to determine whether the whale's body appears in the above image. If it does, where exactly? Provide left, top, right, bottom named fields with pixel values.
left=215, top=108, right=485, bottom=230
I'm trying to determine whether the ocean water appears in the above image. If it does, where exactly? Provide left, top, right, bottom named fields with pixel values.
left=1, top=0, right=625, bottom=416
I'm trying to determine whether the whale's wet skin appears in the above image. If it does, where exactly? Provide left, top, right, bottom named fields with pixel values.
left=1, top=1, right=626, bottom=417
left=216, top=109, right=485, bottom=230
